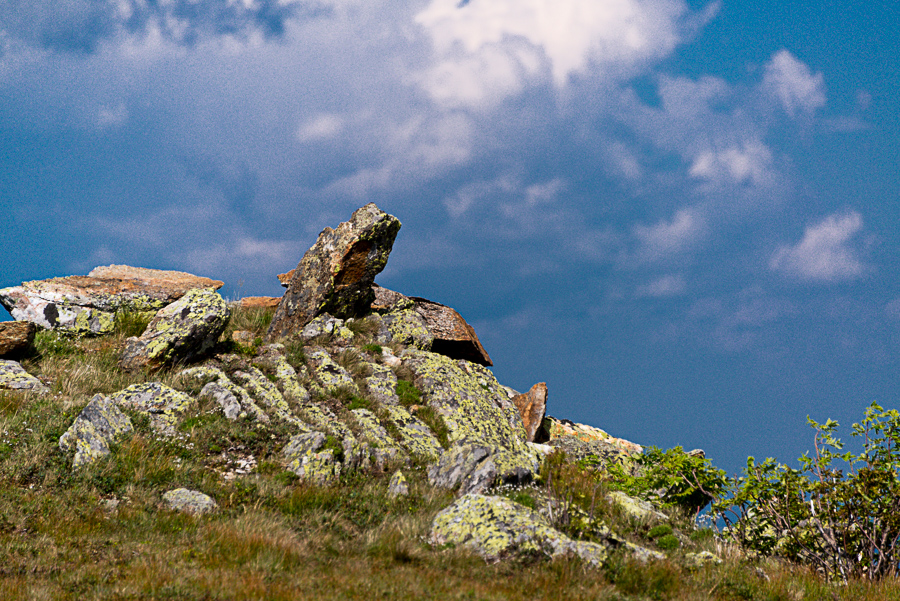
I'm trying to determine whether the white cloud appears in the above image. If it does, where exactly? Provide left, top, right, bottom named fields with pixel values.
left=636, top=274, right=685, bottom=297
left=763, top=50, right=826, bottom=117
left=97, top=102, right=128, bottom=128
left=770, top=211, right=866, bottom=282
left=443, top=174, right=518, bottom=218
left=524, top=179, right=565, bottom=205
left=414, top=0, right=696, bottom=106
left=689, top=139, right=774, bottom=186
left=297, top=113, right=343, bottom=141
left=633, top=208, right=703, bottom=262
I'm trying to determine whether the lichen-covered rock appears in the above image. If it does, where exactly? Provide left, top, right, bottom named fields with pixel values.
left=284, top=433, right=340, bottom=484
left=0, top=359, right=48, bottom=392
left=607, top=491, right=669, bottom=523
left=540, top=416, right=642, bottom=456
left=120, top=288, right=229, bottom=370
left=198, top=381, right=243, bottom=420
left=253, top=344, right=311, bottom=406
left=370, top=285, right=414, bottom=313
left=383, top=309, right=433, bottom=350
left=59, top=394, right=134, bottom=468
left=306, top=347, right=359, bottom=395
left=0, top=266, right=222, bottom=335
left=684, top=551, right=723, bottom=569
left=232, top=367, right=299, bottom=424
left=267, top=203, right=401, bottom=340
left=180, top=366, right=271, bottom=423
left=428, top=444, right=509, bottom=495
left=388, top=470, right=409, bottom=497
left=365, top=363, right=400, bottom=406
left=162, top=488, right=217, bottom=515
left=0, top=321, right=36, bottom=358
left=548, top=435, right=636, bottom=472
left=402, top=350, right=536, bottom=485
left=110, top=382, right=195, bottom=435
left=300, top=313, right=354, bottom=344
left=512, top=383, right=547, bottom=443
left=381, top=405, right=443, bottom=462
left=237, top=296, right=280, bottom=309
left=430, top=494, right=609, bottom=567
left=352, top=408, right=406, bottom=469
left=410, top=297, right=492, bottom=366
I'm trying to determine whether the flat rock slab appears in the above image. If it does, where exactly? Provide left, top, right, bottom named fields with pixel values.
left=237, top=296, right=281, bottom=309
left=0, top=265, right=223, bottom=335
left=267, top=203, right=401, bottom=340
left=59, top=394, right=134, bottom=468
left=0, top=321, right=36, bottom=358
left=0, top=359, right=48, bottom=392
left=162, top=489, right=217, bottom=515
left=410, top=298, right=492, bottom=366
left=539, top=416, right=642, bottom=455
left=119, top=288, right=230, bottom=371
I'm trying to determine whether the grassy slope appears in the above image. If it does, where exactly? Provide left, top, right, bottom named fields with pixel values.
left=0, top=307, right=898, bottom=600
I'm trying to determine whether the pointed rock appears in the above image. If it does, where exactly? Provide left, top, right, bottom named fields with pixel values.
left=267, top=203, right=401, bottom=340
left=59, top=394, right=134, bottom=468
left=0, top=265, right=222, bottom=335
left=512, top=383, right=547, bottom=443
left=410, top=297, right=492, bottom=366
left=0, top=321, right=36, bottom=358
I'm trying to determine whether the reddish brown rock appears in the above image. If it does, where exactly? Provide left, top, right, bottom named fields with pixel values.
left=410, top=298, right=492, bottom=366
left=371, top=284, right=413, bottom=312
left=267, top=204, right=401, bottom=341
left=277, top=270, right=295, bottom=288
left=238, top=296, right=281, bottom=309
left=511, top=383, right=547, bottom=442
left=0, top=265, right=224, bottom=335
left=0, top=321, right=37, bottom=358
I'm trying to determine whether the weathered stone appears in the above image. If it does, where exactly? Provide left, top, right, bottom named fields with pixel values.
left=267, top=203, right=401, bottom=340
left=430, top=494, right=609, bottom=567
left=59, top=394, right=134, bottom=468
left=300, top=313, right=354, bottom=344
left=365, top=363, right=400, bottom=406
left=428, top=443, right=529, bottom=495
left=306, top=347, right=359, bottom=395
left=231, top=367, right=306, bottom=428
left=539, top=416, right=642, bottom=456
left=411, top=297, right=492, bottom=366
left=383, top=309, right=433, bottom=350
left=162, top=488, right=217, bottom=515
left=370, top=285, right=413, bottom=312
left=0, top=359, right=48, bottom=392
left=511, top=383, right=547, bottom=443
left=381, top=405, right=444, bottom=462
left=607, top=491, right=669, bottom=522
left=253, top=344, right=311, bottom=406
left=277, top=269, right=295, bottom=288
left=548, top=435, right=634, bottom=471
left=284, top=432, right=340, bottom=484
left=231, top=330, right=256, bottom=348
left=120, top=288, right=230, bottom=371
left=351, top=408, right=406, bottom=469
left=402, top=350, right=536, bottom=484
left=388, top=470, right=409, bottom=497
left=179, top=366, right=270, bottom=423
left=198, top=381, right=243, bottom=420
left=110, top=382, right=195, bottom=435
left=685, top=551, right=723, bottom=569
left=0, top=265, right=222, bottom=335
left=238, top=296, right=281, bottom=309
left=0, top=321, right=36, bottom=358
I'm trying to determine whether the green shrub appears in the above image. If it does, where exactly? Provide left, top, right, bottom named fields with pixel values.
left=715, top=402, right=900, bottom=582
left=396, top=380, right=420, bottom=408
left=362, top=343, right=383, bottom=355
left=648, top=524, right=673, bottom=539
left=656, top=534, right=679, bottom=550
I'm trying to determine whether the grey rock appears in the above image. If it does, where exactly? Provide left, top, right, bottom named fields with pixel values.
left=388, top=470, right=409, bottom=497
left=59, top=394, right=134, bottom=468
left=0, top=359, right=48, bottom=393
left=110, top=382, right=195, bottom=436
left=162, top=488, right=217, bottom=515
left=198, top=381, right=242, bottom=420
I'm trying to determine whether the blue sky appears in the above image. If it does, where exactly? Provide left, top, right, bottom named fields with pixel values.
left=1, top=0, right=897, bottom=475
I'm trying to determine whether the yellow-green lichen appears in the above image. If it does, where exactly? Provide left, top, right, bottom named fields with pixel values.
left=306, top=347, right=359, bottom=395
left=59, top=394, right=134, bottom=468
left=0, top=360, right=48, bottom=393
left=381, top=405, right=443, bottom=462
left=384, top=309, right=432, bottom=350
left=110, top=382, right=195, bottom=436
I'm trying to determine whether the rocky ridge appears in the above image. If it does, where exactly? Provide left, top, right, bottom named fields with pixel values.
left=0, top=203, right=711, bottom=571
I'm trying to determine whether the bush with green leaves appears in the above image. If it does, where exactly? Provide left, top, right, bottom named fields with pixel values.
left=715, top=402, right=900, bottom=582
left=607, top=446, right=728, bottom=517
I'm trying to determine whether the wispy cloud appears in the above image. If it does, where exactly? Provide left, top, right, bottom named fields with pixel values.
left=633, top=209, right=704, bottom=263
left=762, top=50, right=826, bottom=117
left=635, top=274, right=686, bottom=297
left=689, top=139, right=774, bottom=186
left=770, top=211, right=867, bottom=282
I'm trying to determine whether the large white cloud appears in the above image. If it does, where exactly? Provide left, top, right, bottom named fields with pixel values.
left=414, top=0, right=705, bottom=107
left=770, top=211, right=867, bottom=282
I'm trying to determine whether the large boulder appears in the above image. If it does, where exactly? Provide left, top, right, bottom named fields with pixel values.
left=119, top=288, right=229, bottom=371
left=0, top=321, right=36, bottom=358
left=402, top=350, right=537, bottom=492
left=267, top=203, right=401, bottom=340
left=0, top=265, right=223, bottom=336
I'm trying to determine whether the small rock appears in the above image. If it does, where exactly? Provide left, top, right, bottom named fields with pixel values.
left=59, top=394, right=134, bottom=468
left=231, top=330, right=256, bottom=347
left=306, top=347, right=359, bottom=395
left=539, top=416, right=642, bottom=455
left=0, top=359, right=48, bottom=393
left=238, top=296, right=281, bottom=309
left=198, top=381, right=243, bottom=420
left=388, top=470, right=409, bottom=497
left=120, top=288, right=230, bottom=371
left=110, top=382, right=195, bottom=435
left=607, top=491, right=669, bottom=522
left=0, top=321, right=36, bottom=358
left=300, top=313, right=354, bottom=344
left=382, top=309, right=433, bottom=350
left=267, top=203, right=401, bottom=340
left=162, top=488, right=217, bottom=515
left=511, top=383, right=548, bottom=443
left=685, top=551, right=723, bottom=569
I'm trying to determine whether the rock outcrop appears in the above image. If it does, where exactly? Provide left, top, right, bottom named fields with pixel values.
left=512, top=383, right=547, bottom=443
left=410, top=297, right=492, bottom=366
left=267, top=203, right=401, bottom=340
left=120, top=288, right=230, bottom=371
left=0, top=265, right=223, bottom=336
left=58, top=394, right=134, bottom=468
left=0, top=321, right=37, bottom=358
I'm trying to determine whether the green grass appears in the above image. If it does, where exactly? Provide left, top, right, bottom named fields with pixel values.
left=6, top=311, right=900, bottom=599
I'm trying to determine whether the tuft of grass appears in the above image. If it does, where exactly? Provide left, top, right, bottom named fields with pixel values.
left=113, top=310, right=155, bottom=338
left=413, top=406, right=450, bottom=450
left=344, top=317, right=381, bottom=341
left=396, top=380, right=421, bottom=408
left=335, top=348, right=372, bottom=380
left=362, top=343, right=383, bottom=355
